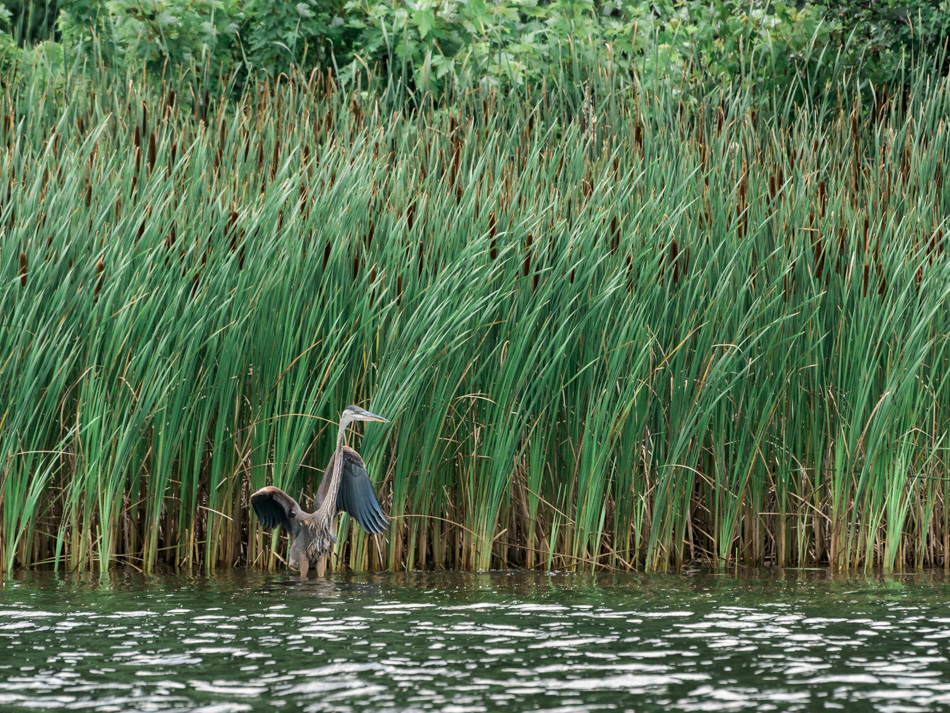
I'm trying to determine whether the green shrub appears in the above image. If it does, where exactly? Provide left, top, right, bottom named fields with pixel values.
left=15, top=1, right=944, bottom=98
left=57, top=0, right=240, bottom=69
left=820, top=0, right=950, bottom=83
left=238, top=0, right=352, bottom=78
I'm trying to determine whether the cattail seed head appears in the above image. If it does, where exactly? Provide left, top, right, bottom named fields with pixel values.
left=272, top=138, right=281, bottom=178
left=147, top=131, right=156, bottom=172
left=226, top=211, right=239, bottom=251
left=489, top=212, right=498, bottom=260
left=94, top=258, right=104, bottom=298
left=670, top=239, right=679, bottom=284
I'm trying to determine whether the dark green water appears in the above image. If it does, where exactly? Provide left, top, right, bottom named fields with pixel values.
left=2, top=569, right=950, bottom=712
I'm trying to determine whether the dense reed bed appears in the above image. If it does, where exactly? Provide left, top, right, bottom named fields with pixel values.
left=1, top=63, right=949, bottom=574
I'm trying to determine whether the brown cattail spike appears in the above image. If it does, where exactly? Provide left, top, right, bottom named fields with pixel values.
left=19, top=252, right=26, bottom=286
left=670, top=239, right=680, bottom=283
left=94, top=258, right=104, bottom=298
left=147, top=131, right=156, bottom=172
left=523, top=233, right=532, bottom=277
left=226, top=211, right=239, bottom=252
left=489, top=212, right=498, bottom=260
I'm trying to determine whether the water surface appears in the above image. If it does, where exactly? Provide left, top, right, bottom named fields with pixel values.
left=2, top=569, right=950, bottom=711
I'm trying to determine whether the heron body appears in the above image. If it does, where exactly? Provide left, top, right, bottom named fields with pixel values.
left=251, top=405, right=389, bottom=578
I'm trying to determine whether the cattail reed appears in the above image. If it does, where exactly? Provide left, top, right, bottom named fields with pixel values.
left=814, top=236, right=825, bottom=280
left=271, top=138, right=281, bottom=177
left=2, top=52, right=949, bottom=577
left=94, top=258, right=104, bottom=298
left=669, top=238, right=680, bottom=283
left=226, top=211, right=239, bottom=252
left=488, top=212, right=498, bottom=260
left=523, top=233, right=532, bottom=277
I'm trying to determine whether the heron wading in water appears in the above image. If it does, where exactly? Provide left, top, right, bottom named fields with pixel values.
left=250, top=405, right=389, bottom=578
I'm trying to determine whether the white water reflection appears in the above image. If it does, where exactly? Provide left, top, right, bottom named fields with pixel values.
left=1, top=571, right=950, bottom=712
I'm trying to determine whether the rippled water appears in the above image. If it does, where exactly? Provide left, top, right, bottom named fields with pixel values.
left=3, top=569, right=950, bottom=711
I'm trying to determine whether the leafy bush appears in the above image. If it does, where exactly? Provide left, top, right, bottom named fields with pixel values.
left=338, top=0, right=639, bottom=95
left=334, top=0, right=948, bottom=101
left=820, top=0, right=950, bottom=83
left=4, top=0, right=58, bottom=44
left=7, top=1, right=950, bottom=103
left=57, top=0, right=240, bottom=69
left=0, top=3, right=21, bottom=71
left=238, top=0, right=352, bottom=78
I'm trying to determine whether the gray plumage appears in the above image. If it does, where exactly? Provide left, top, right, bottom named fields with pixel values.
left=250, top=405, right=389, bottom=578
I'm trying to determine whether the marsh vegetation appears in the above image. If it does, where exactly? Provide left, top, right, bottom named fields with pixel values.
left=1, top=47, right=950, bottom=574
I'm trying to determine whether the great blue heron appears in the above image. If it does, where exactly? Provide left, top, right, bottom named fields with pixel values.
left=250, top=405, right=389, bottom=578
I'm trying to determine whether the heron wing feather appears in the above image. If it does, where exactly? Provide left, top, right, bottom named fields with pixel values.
left=336, top=447, right=389, bottom=535
left=250, top=486, right=303, bottom=537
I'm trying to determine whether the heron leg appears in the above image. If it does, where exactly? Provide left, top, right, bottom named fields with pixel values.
left=316, top=557, right=326, bottom=578
left=298, top=554, right=309, bottom=580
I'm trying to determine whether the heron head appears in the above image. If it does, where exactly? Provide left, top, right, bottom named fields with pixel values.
left=341, top=404, right=389, bottom=427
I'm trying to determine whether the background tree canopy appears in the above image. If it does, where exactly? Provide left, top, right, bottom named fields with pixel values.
left=2, top=0, right=948, bottom=98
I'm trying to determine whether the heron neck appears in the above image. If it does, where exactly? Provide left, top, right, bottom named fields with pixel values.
left=317, top=419, right=350, bottom=519
left=335, top=420, right=348, bottom=454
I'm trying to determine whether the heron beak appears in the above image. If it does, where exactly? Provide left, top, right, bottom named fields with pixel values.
left=360, top=408, right=389, bottom=423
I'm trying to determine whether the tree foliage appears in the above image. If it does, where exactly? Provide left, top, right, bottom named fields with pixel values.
left=2, top=1, right=948, bottom=100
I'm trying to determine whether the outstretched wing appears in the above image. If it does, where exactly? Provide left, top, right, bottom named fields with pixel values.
left=250, top=486, right=304, bottom=537
left=332, top=447, right=389, bottom=534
